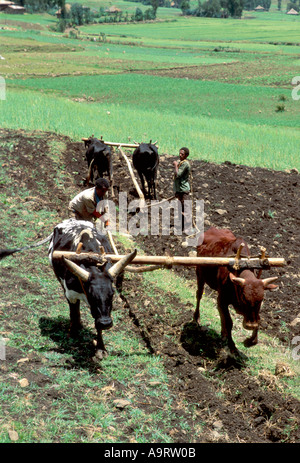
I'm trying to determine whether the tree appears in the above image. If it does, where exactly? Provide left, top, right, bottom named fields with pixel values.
left=57, top=0, right=66, bottom=17
left=202, top=0, right=222, bottom=16
left=244, top=0, right=254, bottom=10
left=223, top=0, right=244, bottom=17
left=144, top=7, right=156, bottom=18
left=261, top=0, right=271, bottom=10
left=15, top=0, right=58, bottom=12
left=133, top=7, right=144, bottom=20
left=150, top=0, right=160, bottom=16
left=70, top=3, right=84, bottom=25
left=193, top=0, right=202, bottom=15
left=56, top=18, right=67, bottom=32
left=180, top=0, right=190, bottom=13
left=287, top=0, right=299, bottom=10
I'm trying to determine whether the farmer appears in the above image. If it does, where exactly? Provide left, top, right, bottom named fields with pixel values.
left=68, top=178, right=110, bottom=226
left=173, top=147, right=191, bottom=232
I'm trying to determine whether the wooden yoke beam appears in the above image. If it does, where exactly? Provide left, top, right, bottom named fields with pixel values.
left=82, top=138, right=140, bottom=149
left=52, top=251, right=286, bottom=269
left=81, top=138, right=158, bottom=150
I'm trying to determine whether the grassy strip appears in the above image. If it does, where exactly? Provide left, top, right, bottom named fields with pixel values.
left=8, top=74, right=297, bottom=127
left=81, top=15, right=300, bottom=43
left=1, top=90, right=299, bottom=171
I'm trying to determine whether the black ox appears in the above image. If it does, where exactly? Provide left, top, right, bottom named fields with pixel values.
left=132, top=143, right=159, bottom=199
left=84, top=137, right=113, bottom=194
left=49, top=219, right=136, bottom=359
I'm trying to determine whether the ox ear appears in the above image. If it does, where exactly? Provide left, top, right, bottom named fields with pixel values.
left=108, top=249, right=137, bottom=279
left=229, top=272, right=246, bottom=287
left=262, top=277, right=278, bottom=290
left=63, top=257, right=90, bottom=282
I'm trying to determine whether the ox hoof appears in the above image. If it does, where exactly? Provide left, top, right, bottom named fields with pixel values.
left=93, top=349, right=108, bottom=361
left=199, top=325, right=209, bottom=333
left=68, top=325, right=82, bottom=338
left=217, top=348, right=247, bottom=368
left=243, top=337, right=258, bottom=348
left=227, top=349, right=244, bottom=359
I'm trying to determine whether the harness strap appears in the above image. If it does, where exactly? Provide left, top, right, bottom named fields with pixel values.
left=78, top=277, right=88, bottom=299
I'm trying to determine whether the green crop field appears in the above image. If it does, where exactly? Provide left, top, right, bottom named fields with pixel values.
left=1, top=4, right=299, bottom=170
left=81, top=14, right=300, bottom=42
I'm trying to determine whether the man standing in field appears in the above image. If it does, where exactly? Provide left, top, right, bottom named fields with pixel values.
left=173, top=147, right=191, bottom=233
left=68, top=178, right=110, bottom=227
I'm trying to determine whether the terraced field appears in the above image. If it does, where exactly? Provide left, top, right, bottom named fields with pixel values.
left=0, top=4, right=299, bottom=444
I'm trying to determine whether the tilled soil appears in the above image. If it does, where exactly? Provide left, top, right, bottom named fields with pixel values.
left=1, top=128, right=299, bottom=443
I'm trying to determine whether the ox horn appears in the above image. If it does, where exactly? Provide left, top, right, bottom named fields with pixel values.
left=262, top=277, right=278, bottom=288
left=63, top=257, right=90, bottom=282
left=108, top=249, right=137, bottom=279
left=229, top=273, right=246, bottom=286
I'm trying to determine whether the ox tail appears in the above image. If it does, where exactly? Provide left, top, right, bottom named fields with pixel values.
left=152, top=156, right=159, bottom=171
left=149, top=156, right=159, bottom=172
left=86, top=158, right=94, bottom=184
left=0, top=233, right=53, bottom=261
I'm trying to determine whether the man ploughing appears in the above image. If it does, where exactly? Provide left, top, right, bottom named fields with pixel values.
left=173, top=147, right=191, bottom=233
left=68, top=178, right=110, bottom=227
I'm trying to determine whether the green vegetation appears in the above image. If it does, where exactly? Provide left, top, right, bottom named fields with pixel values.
left=7, top=74, right=297, bottom=127
left=1, top=6, right=300, bottom=170
left=0, top=86, right=298, bottom=169
left=80, top=14, right=300, bottom=42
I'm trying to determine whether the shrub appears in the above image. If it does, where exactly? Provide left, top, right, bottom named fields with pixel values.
left=70, top=3, right=84, bottom=26
left=68, top=29, right=78, bottom=39
left=286, top=1, right=299, bottom=11
left=56, top=18, right=67, bottom=32
left=202, top=0, right=222, bottom=17
left=132, top=7, right=144, bottom=21
left=144, top=7, right=156, bottom=19
left=278, top=95, right=286, bottom=102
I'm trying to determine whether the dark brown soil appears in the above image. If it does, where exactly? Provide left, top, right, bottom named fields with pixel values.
left=1, top=128, right=299, bottom=443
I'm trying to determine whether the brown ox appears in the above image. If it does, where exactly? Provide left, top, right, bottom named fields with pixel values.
left=194, top=228, right=278, bottom=354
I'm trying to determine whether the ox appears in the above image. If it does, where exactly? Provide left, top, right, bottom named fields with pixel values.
left=84, top=137, right=113, bottom=194
left=49, top=219, right=136, bottom=359
left=194, top=228, right=278, bottom=355
left=132, top=143, right=159, bottom=199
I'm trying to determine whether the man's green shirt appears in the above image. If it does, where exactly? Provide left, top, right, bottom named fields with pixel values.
left=174, top=160, right=191, bottom=193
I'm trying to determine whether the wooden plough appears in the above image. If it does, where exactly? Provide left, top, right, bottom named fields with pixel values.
left=78, top=137, right=286, bottom=272
left=82, top=136, right=158, bottom=202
